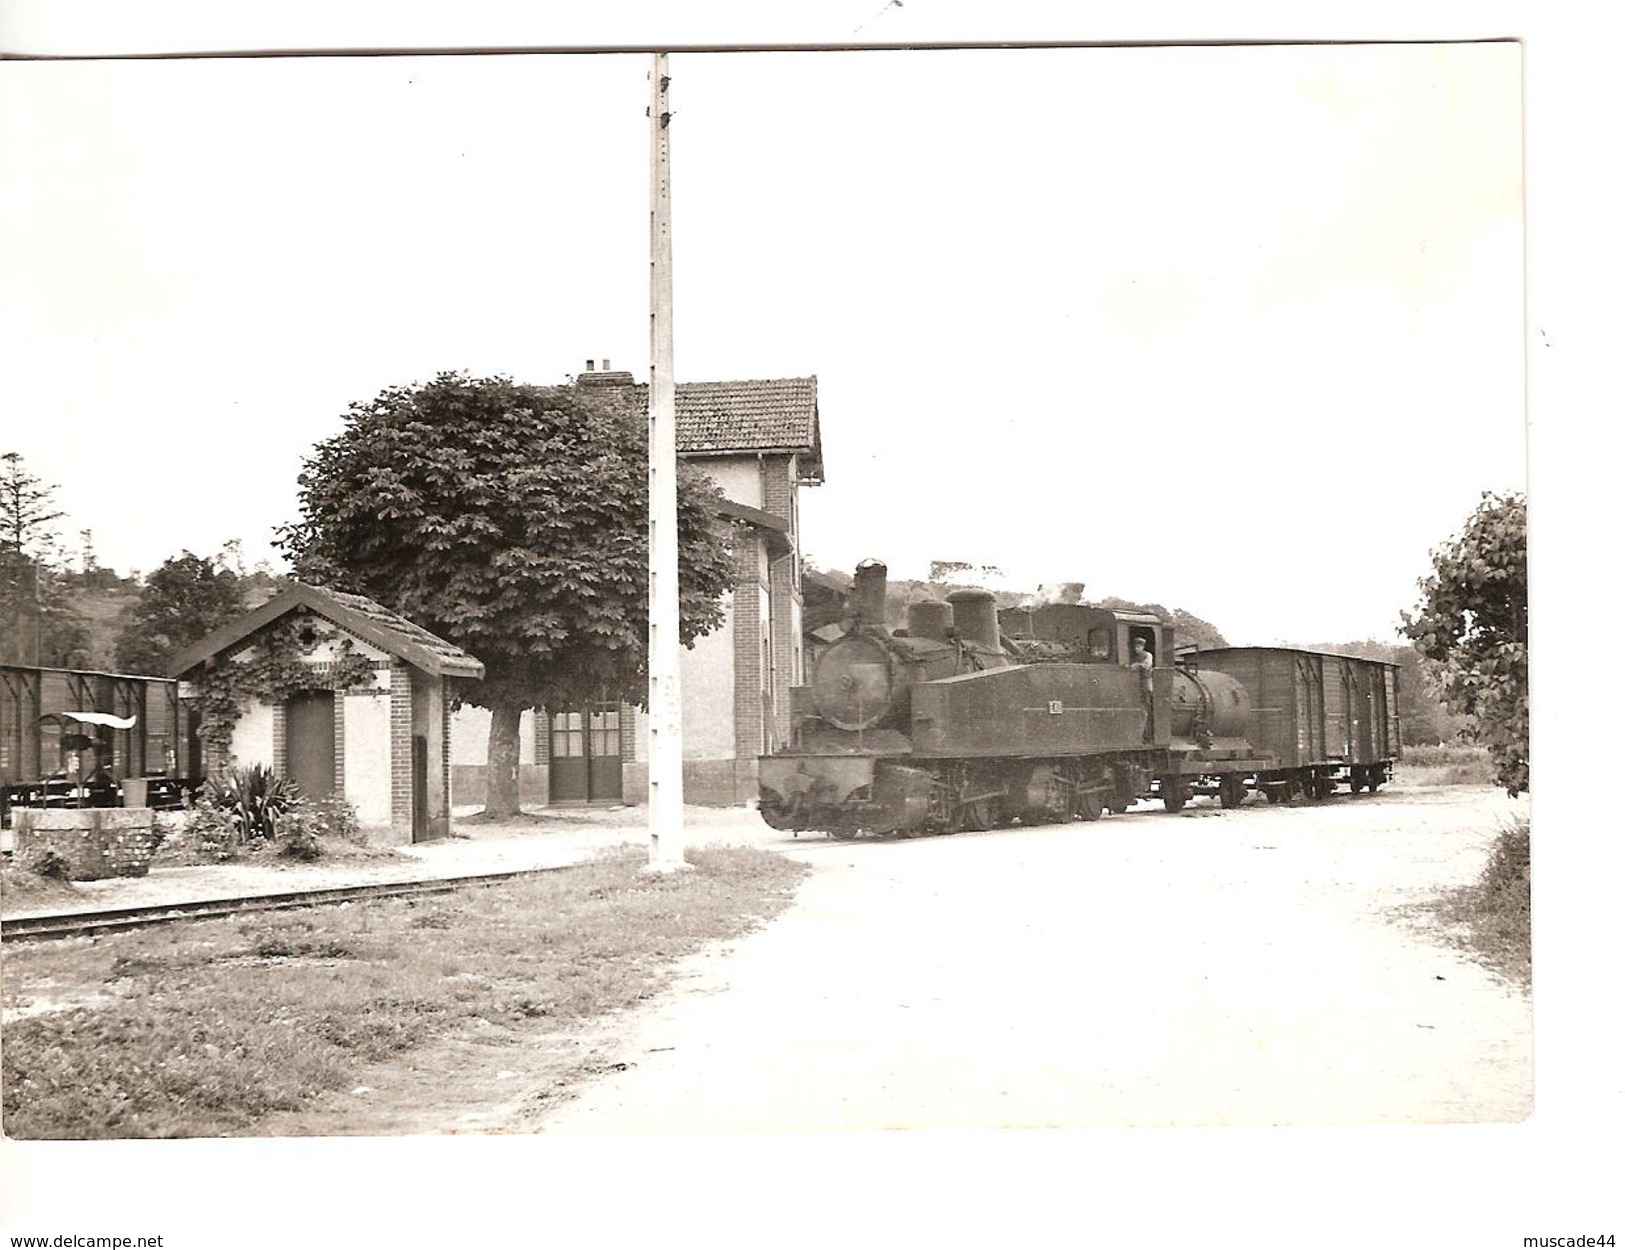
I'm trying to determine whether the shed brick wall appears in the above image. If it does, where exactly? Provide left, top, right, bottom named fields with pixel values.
left=390, top=660, right=414, bottom=833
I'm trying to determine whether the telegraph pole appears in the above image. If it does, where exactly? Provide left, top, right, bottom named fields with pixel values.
left=646, top=51, right=688, bottom=872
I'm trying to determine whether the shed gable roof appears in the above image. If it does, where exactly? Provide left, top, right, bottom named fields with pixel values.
left=167, top=583, right=484, bottom=681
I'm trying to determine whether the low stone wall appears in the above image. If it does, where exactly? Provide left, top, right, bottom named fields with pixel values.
left=450, top=763, right=550, bottom=808
left=12, top=808, right=157, bottom=880
left=623, top=759, right=756, bottom=807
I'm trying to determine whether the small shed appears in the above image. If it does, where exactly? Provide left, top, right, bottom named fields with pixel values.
left=168, top=584, right=483, bottom=843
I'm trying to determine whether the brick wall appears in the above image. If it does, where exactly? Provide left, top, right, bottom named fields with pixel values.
left=271, top=702, right=287, bottom=774
left=389, top=660, right=414, bottom=833
left=731, top=542, right=766, bottom=762
left=333, top=690, right=346, bottom=797
left=14, top=808, right=157, bottom=880
left=759, top=454, right=803, bottom=749
left=619, top=702, right=638, bottom=762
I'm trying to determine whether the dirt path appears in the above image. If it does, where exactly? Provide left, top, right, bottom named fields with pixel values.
left=255, top=782, right=1529, bottom=1135
left=530, top=783, right=1530, bottom=1132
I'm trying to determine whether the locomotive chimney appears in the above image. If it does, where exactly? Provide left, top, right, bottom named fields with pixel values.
left=852, top=559, right=889, bottom=630
left=946, top=588, right=999, bottom=648
left=907, top=599, right=952, bottom=641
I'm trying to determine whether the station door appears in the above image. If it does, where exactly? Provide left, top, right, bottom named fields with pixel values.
left=548, top=704, right=623, bottom=803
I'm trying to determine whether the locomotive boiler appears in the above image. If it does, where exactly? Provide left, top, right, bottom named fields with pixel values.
left=759, top=560, right=1273, bottom=836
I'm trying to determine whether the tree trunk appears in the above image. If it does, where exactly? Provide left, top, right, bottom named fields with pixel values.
left=484, top=701, right=525, bottom=818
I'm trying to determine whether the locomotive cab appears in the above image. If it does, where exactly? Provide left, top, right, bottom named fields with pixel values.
left=997, top=604, right=1174, bottom=667
left=998, top=605, right=1177, bottom=743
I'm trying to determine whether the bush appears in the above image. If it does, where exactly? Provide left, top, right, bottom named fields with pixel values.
left=1479, top=818, right=1531, bottom=913
left=167, top=800, right=244, bottom=863
left=1403, top=743, right=1488, bottom=768
left=1438, top=817, right=1530, bottom=985
left=277, top=796, right=366, bottom=861
left=152, top=786, right=365, bottom=866
left=19, top=847, right=72, bottom=881
left=205, top=764, right=300, bottom=842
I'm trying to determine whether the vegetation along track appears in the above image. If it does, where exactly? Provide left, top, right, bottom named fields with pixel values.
left=0, top=868, right=557, bottom=942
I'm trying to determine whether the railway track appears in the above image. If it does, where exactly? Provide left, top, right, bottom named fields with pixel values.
left=0, top=868, right=556, bottom=942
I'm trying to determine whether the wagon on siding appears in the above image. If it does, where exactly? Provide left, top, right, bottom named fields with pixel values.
left=1, top=663, right=202, bottom=829
left=1181, top=647, right=1401, bottom=802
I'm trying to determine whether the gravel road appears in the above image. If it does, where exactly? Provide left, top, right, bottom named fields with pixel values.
left=537, top=782, right=1531, bottom=1132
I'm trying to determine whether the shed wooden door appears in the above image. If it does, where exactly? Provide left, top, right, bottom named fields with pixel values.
left=412, top=734, right=428, bottom=842
left=286, top=690, right=335, bottom=799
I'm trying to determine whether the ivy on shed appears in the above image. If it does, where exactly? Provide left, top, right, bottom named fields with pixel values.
left=193, top=614, right=377, bottom=772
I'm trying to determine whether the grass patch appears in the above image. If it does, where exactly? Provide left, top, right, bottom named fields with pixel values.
left=1428, top=817, right=1530, bottom=987
left=1398, top=744, right=1494, bottom=787
left=1, top=844, right=807, bottom=1139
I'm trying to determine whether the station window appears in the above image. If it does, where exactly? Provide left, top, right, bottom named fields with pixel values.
left=550, top=711, right=585, bottom=758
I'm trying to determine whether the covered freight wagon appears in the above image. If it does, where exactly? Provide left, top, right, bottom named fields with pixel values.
left=1184, top=647, right=1401, bottom=800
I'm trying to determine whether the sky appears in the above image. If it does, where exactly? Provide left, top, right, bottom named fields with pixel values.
left=0, top=37, right=1526, bottom=647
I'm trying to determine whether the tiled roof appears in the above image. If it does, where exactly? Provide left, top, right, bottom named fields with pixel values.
left=578, top=372, right=823, bottom=482
left=673, top=377, right=819, bottom=457
left=318, top=589, right=485, bottom=677
left=168, top=583, right=484, bottom=681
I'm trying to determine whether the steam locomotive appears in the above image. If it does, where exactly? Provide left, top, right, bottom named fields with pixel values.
left=758, top=560, right=1401, bottom=836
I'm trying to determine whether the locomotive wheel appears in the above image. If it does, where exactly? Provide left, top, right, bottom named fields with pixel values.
left=1159, top=776, right=1187, bottom=813
left=1105, top=799, right=1130, bottom=815
left=1075, top=795, right=1102, bottom=822
left=1219, top=775, right=1246, bottom=809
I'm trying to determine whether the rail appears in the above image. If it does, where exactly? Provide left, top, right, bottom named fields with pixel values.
left=0, top=867, right=559, bottom=942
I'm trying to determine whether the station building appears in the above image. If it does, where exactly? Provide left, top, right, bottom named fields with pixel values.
left=448, top=364, right=824, bottom=809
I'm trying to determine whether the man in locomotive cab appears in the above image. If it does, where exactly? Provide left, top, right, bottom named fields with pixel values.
left=1130, top=632, right=1156, bottom=742
left=1129, top=634, right=1155, bottom=696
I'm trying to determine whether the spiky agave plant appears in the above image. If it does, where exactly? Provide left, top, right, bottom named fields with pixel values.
left=205, top=764, right=301, bottom=842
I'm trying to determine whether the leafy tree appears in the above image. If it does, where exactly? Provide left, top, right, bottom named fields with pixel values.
left=276, top=371, right=739, bottom=817
left=114, top=551, right=249, bottom=675
left=1401, top=491, right=1528, bottom=794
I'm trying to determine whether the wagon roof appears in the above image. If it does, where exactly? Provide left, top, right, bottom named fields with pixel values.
left=1192, top=645, right=1398, bottom=668
left=167, top=583, right=485, bottom=681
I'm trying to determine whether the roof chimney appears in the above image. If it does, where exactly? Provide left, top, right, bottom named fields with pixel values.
left=577, top=360, right=637, bottom=388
